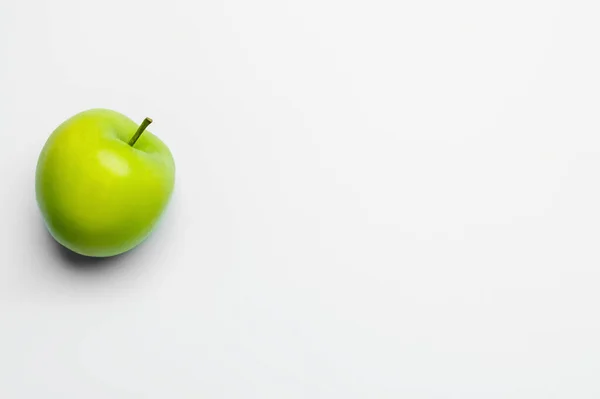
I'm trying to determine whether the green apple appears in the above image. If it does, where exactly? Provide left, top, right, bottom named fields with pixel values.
left=36, top=108, right=175, bottom=257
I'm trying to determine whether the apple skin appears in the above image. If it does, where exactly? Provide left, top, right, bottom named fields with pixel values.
left=36, top=109, right=175, bottom=257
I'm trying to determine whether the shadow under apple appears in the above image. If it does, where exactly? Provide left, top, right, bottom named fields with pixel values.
left=52, top=240, right=123, bottom=268
left=46, top=228, right=141, bottom=271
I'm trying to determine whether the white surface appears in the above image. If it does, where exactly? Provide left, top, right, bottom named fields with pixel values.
left=1, top=0, right=599, bottom=397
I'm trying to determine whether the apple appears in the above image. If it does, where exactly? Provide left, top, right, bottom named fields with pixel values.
left=36, top=109, right=175, bottom=257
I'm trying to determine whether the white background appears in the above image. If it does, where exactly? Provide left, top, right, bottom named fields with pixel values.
left=1, top=0, right=599, bottom=397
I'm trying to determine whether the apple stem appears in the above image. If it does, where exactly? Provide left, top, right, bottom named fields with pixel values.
left=128, top=117, right=153, bottom=147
